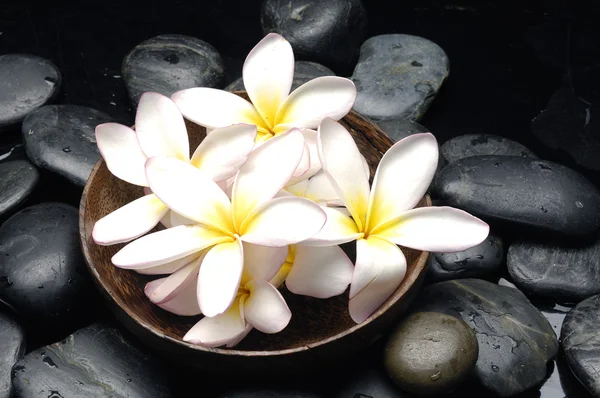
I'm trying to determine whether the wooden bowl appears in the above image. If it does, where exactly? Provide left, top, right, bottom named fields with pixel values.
left=79, top=99, right=430, bottom=378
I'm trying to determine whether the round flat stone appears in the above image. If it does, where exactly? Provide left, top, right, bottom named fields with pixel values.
left=441, top=134, right=537, bottom=165
left=384, top=312, right=478, bottom=395
left=372, top=117, right=428, bottom=142
left=0, top=160, right=39, bottom=220
left=122, top=34, right=224, bottom=106
left=22, top=105, right=113, bottom=186
left=0, top=312, right=24, bottom=398
left=0, top=54, right=61, bottom=129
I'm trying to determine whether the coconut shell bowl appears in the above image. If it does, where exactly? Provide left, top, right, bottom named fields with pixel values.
left=79, top=97, right=430, bottom=378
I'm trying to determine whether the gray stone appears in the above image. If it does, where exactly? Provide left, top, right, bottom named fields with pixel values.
left=412, top=279, right=558, bottom=397
left=508, top=238, right=600, bottom=303
left=351, top=34, right=449, bottom=122
left=561, top=295, right=600, bottom=397
left=334, top=368, right=405, bottom=398
left=371, top=116, right=428, bottom=142
left=441, top=134, right=537, bottom=165
left=226, top=61, right=335, bottom=92
left=0, top=312, right=24, bottom=398
left=12, top=323, right=171, bottom=397
left=0, top=160, right=39, bottom=220
left=432, top=156, right=600, bottom=236
left=261, top=0, right=367, bottom=71
left=384, top=312, right=478, bottom=395
left=0, top=54, right=61, bottom=129
left=427, top=233, right=504, bottom=283
left=122, top=34, right=224, bottom=106
left=22, top=105, right=113, bottom=186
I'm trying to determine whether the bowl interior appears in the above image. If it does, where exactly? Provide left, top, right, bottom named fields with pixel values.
left=80, top=107, right=428, bottom=354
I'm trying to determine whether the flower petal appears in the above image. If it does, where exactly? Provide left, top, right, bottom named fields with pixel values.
left=171, top=88, right=265, bottom=131
left=244, top=280, right=291, bottom=333
left=366, top=133, right=438, bottom=232
left=145, top=156, right=234, bottom=233
left=92, top=194, right=168, bottom=245
left=240, top=196, right=326, bottom=247
left=145, top=274, right=202, bottom=316
left=135, top=253, right=199, bottom=275
left=169, top=211, right=196, bottom=227
left=95, top=123, right=148, bottom=186
left=349, top=237, right=407, bottom=324
left=197, top=239, right=244, bottom=317
left=318, top=118, right=370, bottom=230
left=190, top=123, right=257, bottom=182
left=241, top=242, right=288, bottom=284
left=274, top=76, right=356, bottom=132
left=146, top=255, right=202, bottom=304
left=300, top=206, right=362, bottom=246
left=372, top=206, right=490, bottom=252
left=135, top=92, right=190, bottom=161
left=292, top=139, right=311, bottom=178
left=232, top=129, right=305, bottom=229
left=286, top=128, right=321, bottom=186
left=243, top=33, right=294, bottom=129
left=183, top=296, right=248, bottom=347
left=112, top=224, right=230, bottom=269
left=286, top=245, right=353, bottom=298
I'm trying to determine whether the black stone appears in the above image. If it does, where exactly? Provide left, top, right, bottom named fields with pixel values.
left=334, top=368, right=405, bottom=398
left=371, top=116, right=428, bottom=142
left=11, top=323, right=171, bottom=397
left=426, top=233, right=504, bottom=283
left=561, top=295, right=600, bottom=397
left=432, top=155, right=600, bottom=236
left=122, top=34, right=224, bottom=106
left=0, top=160, right=39, bottom=220
left=0, top=312, right=25, bottom=398
left=219, top=390, right=321, bottom=398
left=22, top=105, right=113, bottom=186
left=225, top=61, right=335, bottom=92
left=508, top=238, right=600, bottom=303
left=412, top=279, right=558, bottom=397
left=440, top=134, right=537, bottom=165
left=0, top=54, right=61, bottom=129
left=383, top=312, right=478, bottom=395
left=261, top=0, right=367, bottom=72
left=351, top=34, right=449, bottom=122
left=0, top=203, right=91, bottom=321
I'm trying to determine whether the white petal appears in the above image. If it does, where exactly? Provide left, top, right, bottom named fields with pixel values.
left=318, top=118, right=370, bottom=230
left=135, top=92, right=190, bottom=161
left=301, top=206, right=362, bottom=246
left=303, top=170, right=344, bottom=206
left=135, top=253, right=199, bottom=275
left=366, top=133, right=439, bottom=232
left=240, top=196, right=326, bottom=247
left=92, top=194, right=167, bottom=245
left=241, top=242, right=288, bottom=284
left=145, top=156, right=234, bottom=233
left=292, top=139, right=311, bottom=178
left=197, top=239, right=244, bottom=317
left=286, top=245, right=353, bottom=298
left=232, top=129, right=305, bottom=229
left=95, top=123, right=148, bottom=186
left=243, top=33, right=294, bottom=129
left=349, top=237, right=407, bottom=324
left=244, top=280, right=291, bottom=334
left=372, top=206, right=490, bottom=252
left=183, top=296, right=247, bottom=347
left=171, top=88, right=266, bottom=131
left=112, top=224, right=231, bottom=269
left=190, top=124, right=257, bottom=182
left=286, top=129, right=321, bottom=186
left=145, top=274, right=202, bottom=316
left=274, top=76, right=357, bottom=133
left=145, top=256, right=202, bottom=304
left=169, top=211, right=196, bottom=227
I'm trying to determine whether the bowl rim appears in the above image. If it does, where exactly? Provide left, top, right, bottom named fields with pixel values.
left=79, top=112, right=430, bottom=357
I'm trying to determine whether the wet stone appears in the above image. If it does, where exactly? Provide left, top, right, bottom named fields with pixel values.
left=11, top=323, right=171, bottom=398
left=22, top=105, right=113, bottom=186
left=122, top=34, right=225, bottom=106
left=440, top=134, right=537, bottom=165
left=0, top=54, right=61, bottom=129
left=0, top=160, right=39, bottom=220
left=371, top=116, right=428, bottom=142
left=0, top=312, right=25, bottom=398
left=352, top=34, right=449, bottom=122
left=412, top=279, right=558, bottom=397
left=334, top=368, right=405, bottom=398
left=432, top=155, right=600, bottom=236
left=384, top=312, right=478, bottom=395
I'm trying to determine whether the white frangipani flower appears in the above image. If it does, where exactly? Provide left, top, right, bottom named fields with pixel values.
left=92, top=92, right=257, bottom=246
left=302, top=118, right=490, bottom=323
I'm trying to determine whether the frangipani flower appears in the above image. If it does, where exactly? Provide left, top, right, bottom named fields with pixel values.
left=110, top=130, right=327, bottom=318
left=92, top=92, right=257, bottom=246
left=171, top=33, right=356, bottom=180
left=304, top=118, right=490, bottom=323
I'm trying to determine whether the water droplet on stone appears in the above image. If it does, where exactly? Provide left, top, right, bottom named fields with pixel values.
left=491, top=365, right=499, bottom=372
left=430, top=371, right=441, bottom=381
left=62, top=146, right=71, bottom=153
left=127, top=378, right=132, bottom=382
left=575, top=201, right=584, bottom=208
